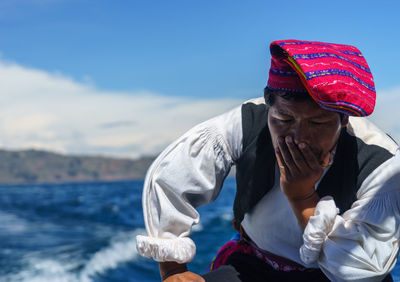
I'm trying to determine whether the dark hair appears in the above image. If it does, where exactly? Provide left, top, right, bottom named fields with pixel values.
left=264, top=87, right=346, bottom=121
left=264, top=87, right=312, bottom=106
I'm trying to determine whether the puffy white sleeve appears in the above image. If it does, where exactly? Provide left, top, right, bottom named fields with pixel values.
left=136, top=106, right=243, bottom=263
left=300, top=150, right=400, bottom=281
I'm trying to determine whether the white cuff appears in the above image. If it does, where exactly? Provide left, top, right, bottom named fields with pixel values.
left=300, top=196, right=339, bottom=264
left=136, top=235, right=196, bottom=263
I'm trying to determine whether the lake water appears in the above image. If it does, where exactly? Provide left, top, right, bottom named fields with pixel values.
left=0, top=179, right=398, bottom=281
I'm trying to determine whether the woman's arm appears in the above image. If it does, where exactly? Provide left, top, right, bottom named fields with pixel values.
left=136, top=105, right=244, bottom=276
left=301, top=151, right=400, bottom=281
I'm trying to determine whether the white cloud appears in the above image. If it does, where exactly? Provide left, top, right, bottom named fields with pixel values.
left=0, top=60, right=242, bottom=158
left=369, top=87, right=400, bottom=144
left=1, top=59, right=397, bottom=159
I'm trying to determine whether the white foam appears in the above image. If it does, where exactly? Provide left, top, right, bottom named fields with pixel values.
left=5, top=228, right=147, bottom=282
left=79, top=228, right=146, bottom=281
left=0, top=210, right=30, bottom=233
left=4, top=258, right=79, bottom=282
left=220, top=212, right=233, bottom=221
left=192, top=223, right=203, bottom=232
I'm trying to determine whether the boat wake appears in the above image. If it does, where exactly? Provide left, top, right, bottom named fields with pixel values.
left=4, top=228, right=146, bottom=282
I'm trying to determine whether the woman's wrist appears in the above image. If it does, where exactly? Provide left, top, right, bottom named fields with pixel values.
left=159, top=261, right=188, bottom=281
left=287, top=189, right=317, bottom=202
left=287, top=191, right=320, bottom=230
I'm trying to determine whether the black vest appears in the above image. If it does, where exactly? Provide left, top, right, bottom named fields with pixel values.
left=233, top=102, right=393, bottom=229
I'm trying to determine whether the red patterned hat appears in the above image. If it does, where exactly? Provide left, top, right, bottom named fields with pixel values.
left=267, top=39, right=376, bottom=116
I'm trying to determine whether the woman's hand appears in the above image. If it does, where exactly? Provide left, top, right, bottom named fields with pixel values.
left=275, top=136, right=327, bottom=229
left=159, top=262, right=204, bottom=282
left=163, top=271, right=205, bottom=282
left=275, top=136, right=328, bottom=200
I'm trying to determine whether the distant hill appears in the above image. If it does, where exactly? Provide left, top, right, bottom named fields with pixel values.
left=0, top=149, right=155, bottom=184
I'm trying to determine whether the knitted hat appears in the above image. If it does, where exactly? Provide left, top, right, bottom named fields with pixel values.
left=267, top=39, right=376, bottom=116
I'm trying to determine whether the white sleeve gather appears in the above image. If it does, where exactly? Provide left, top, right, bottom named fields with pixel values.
left=136, top=106, right=243, bottom=263
left=300, top=196, right=339, bottom=264
left=300, top=150, right=400, bottom=281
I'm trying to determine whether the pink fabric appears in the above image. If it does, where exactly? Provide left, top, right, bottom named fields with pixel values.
left=267, top=39, right=376, bottom=116
left=210, top=234, right=306, bottom=272
left=268, top=54, right=308, bottom=93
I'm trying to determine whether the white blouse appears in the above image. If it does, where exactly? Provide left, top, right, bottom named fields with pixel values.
left=136, top=98, right=400, bottom=281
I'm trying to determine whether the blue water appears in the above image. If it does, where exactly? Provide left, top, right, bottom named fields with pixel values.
left=0, top=179, right=398, bottom=281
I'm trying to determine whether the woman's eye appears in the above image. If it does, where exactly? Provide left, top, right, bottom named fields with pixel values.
left=311, top=121, right=326, bottom=125
left=278, top=119, right=292, bottom=123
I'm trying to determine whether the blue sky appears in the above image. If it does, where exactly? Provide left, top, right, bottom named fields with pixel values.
left=0, top=0, right=399, bottom=158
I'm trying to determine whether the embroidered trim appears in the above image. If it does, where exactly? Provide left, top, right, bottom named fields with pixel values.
left=293, top=53, right=370, bottom=73
left=210, top=233, right=308, bottom=272
left=305, top=69, right=375, bottom=92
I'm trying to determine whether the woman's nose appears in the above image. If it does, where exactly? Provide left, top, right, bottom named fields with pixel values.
left=293, top=123, right=311, bottom=145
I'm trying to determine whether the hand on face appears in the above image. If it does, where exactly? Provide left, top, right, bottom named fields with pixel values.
left=267, top=94, right=346, bottom=200
left=275, top=135, right=330, bottom=200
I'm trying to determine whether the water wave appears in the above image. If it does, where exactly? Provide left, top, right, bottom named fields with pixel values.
left=0, top=210, right=30, bottom=234
left=192, top=223, right=204, bottom=232
left=4, top=257, right=79, bottom=282
left=220, top=212, right=233, bottom=221
left=4, top=228, right=146, bottom=282
left=79, top=228, right=146, bottom=281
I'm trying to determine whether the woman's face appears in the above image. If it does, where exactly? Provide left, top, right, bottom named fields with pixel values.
left=268, top=94, right=348, bottom=165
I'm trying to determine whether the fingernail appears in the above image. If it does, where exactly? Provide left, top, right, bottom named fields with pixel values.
left=286, top=136, right=292, bottom=143
left=299, top=143, right=306, bottom=149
